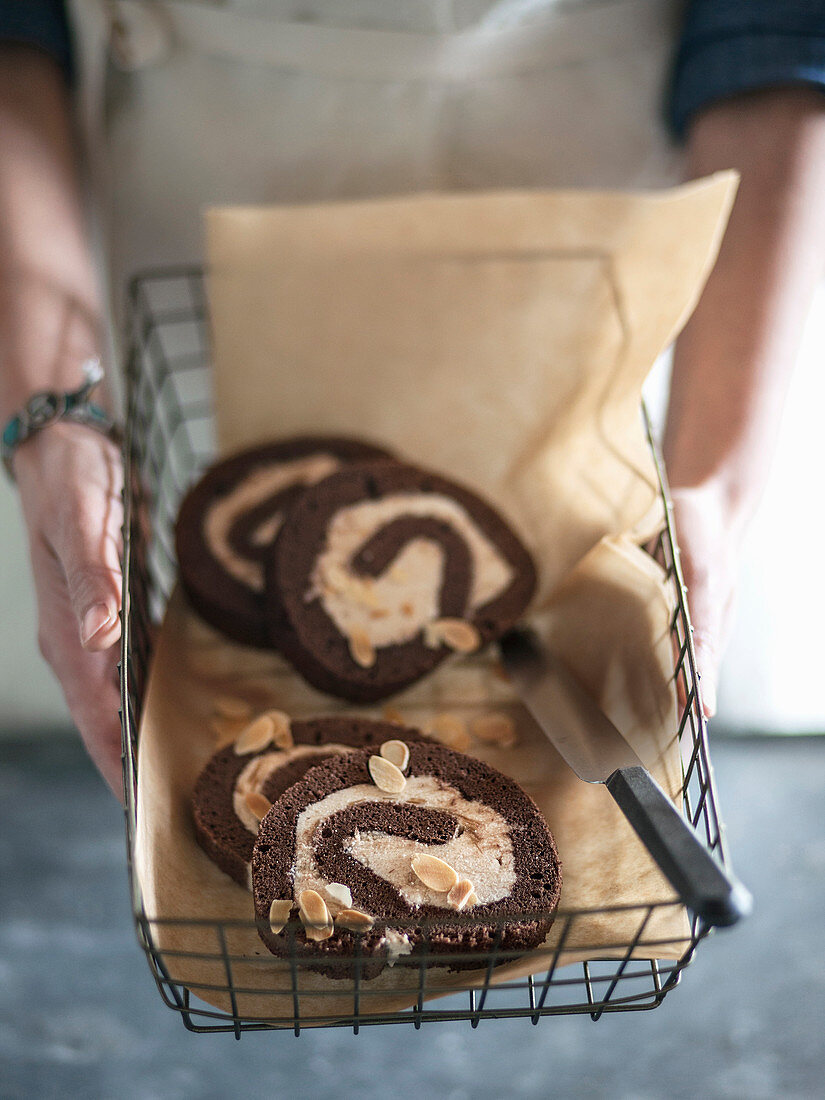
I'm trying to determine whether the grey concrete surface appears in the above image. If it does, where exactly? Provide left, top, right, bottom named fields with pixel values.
left=1, top=734, right=823, bottom=1100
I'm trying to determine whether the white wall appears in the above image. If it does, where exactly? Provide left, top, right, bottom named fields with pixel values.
left=0, top=477, right=70, bottom=732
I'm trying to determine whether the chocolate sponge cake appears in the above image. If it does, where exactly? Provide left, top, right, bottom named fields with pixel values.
left=193, top=716, right=424, bottom=889
left=175, top=437, right=394, bottom=647
left=266, top=461, right=537, bottom=701
left=252, top=740, right=561, bottom=979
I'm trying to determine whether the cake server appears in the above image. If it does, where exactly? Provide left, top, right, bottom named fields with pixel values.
left=499, top=627, right=752, bottom=928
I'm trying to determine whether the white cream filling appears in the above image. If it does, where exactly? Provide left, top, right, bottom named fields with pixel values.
left=307, top=494, right=514, bottom=648
left=291, top=775, right=515, bottom=910
left=204, top=454, right=342, bottom=591
left=232, top=743, right=353, bottom=835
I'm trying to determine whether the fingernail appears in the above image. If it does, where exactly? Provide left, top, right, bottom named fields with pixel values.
left=701, top=678, right=717, bottom=719
left=81, top=603, right=113, bottom=646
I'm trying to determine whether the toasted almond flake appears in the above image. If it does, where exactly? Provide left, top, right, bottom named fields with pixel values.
left=429, top=618, right=481, bottom=653
left=262, top=709, right=293, bottom=749
left=234, top=714, right=276, bottom=755
left=379, top=739, right=409, bottom=771
left=382, top=707, right=405, bottom=726
left=336, top=908, right=375, bottom=932
left=298, top=889, right=331, bottom=926
left=304, top=920, right=335, bottom=942
left=324, top=882, right=353, bottom=912
left=411, top=854, right=459, bottom=893
left=426, top=713, right=471, bottom=753
left=268, top=899, right=293, bottom=934
left=210, top=714, right=249, bottom=745
left=212, top=694, right=253, bottom=721
left=348, top=627, right=376, bottom=669
left=471, top=712, right=518, bottom=748
left=368, top=754, right=406, bottom=794
left=447, top=879, right=477, bottom=911
left=244, top=791, right=273, bottom=823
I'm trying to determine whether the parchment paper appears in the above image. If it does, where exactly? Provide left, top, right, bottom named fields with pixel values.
left=135, top=175, right=736, bottom=1021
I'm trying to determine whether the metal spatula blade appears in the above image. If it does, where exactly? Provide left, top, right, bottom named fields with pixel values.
left=499, top=627, right=751, bottom=928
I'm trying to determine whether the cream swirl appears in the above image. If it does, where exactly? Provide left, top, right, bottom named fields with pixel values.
left=204, top=453, right=341, bottom=591
left=232, top=743, right=353, bottom=834
left=306, top=493, right=514, bottom=648
left=291, top=775, right=516, bottom=909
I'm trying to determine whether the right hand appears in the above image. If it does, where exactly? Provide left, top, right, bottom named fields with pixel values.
left=668, top=481, right=742, bottom=720
left=14, top=421, right=125, bottom=799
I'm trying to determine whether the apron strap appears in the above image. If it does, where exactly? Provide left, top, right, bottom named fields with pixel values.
left=111, top=0, right=677, bottom=83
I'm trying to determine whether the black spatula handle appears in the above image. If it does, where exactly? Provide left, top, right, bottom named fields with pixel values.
left=606, top=765, right=752, bottom=928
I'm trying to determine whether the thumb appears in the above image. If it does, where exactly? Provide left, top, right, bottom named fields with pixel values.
left=64, top=554, right=122, bottom=652
left=50, top=492, right=123, bottom=653
left=691, top=629, right=720, bottom=719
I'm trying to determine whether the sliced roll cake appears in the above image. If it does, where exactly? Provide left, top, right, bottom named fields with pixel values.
left=266, top=461, right=537, bottom=701
left=252, top=739, right=561, bottom=979
left=192, top=715, right=425, bottom=889
left=175, top=437, right=394, bottom=647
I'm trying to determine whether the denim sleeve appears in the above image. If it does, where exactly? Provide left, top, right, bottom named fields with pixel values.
left=0, top=0, right=72, bottom=82
left=669, top=0, right=825, bottom=137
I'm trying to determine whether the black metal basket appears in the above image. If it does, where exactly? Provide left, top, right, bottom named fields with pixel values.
left=119, top=267, right=732, bottom=1036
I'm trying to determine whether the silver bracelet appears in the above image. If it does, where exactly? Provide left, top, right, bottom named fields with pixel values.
left=1, top=359, right=122, bottom=480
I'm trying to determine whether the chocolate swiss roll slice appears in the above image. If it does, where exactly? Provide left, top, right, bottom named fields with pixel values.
left=193, top=716, right=424, bottom=889
left=252, top=740, right=561, bottom=979
left=266, top=461, right=537, bottom=701
left=175, top=437, right=395, bottom=647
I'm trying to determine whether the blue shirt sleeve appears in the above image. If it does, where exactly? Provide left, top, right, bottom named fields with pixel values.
left=0, top=0, right=72, bottom=82
left=669, top=0, right=825, bottom=137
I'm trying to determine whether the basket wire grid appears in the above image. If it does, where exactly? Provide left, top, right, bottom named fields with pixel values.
left=119, top=267, right=731, bottom=1036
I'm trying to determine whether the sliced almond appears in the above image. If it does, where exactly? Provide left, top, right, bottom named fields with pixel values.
left=379, top=739, right=409, bottom=771
left=298, top=889, right=330, bottom=925
left=348, top=627, right=376, bottom=669
left=447, top=879, right=477, bottom=911
left=210, top=714, right=249, bottom=745
left=336, top=908, right=375, bottom=932
left=234, top=714, right=275, bottom=755
left=268, top=899, right=293, bottom=934
left=411, top=854, right=459, bottom=893
left=263, top=709, right=293, bottom=750
left=244, top=791, right=273, bottom=823
left=212, top=694, right=253, bottom=721
left=368, top=754, right=406, bottom=794
left=425, top=618, right=481, bottom=654
left=426, top=713, right=471, bottom=753
left=298, top=890, right=334, bottom=941
left=304, top=920, right=335, bottom=942
left=324, top=882, right=353, bottom=912
left=471, top=712, right=518, bottom=748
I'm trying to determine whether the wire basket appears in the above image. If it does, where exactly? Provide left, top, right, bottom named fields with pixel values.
left=120, top=267, right=732, bottom=1036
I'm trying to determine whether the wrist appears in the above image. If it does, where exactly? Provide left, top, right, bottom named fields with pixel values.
left=2, top=360, right=120, bottom=481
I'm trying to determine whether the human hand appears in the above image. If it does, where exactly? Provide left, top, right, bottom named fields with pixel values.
left=668, top=481, right=742, bottom=719
left=13, top=422, right=124, bottom=799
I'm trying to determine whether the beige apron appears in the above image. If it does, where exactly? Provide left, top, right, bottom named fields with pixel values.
left=67, top=0, right=822, bottom=731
